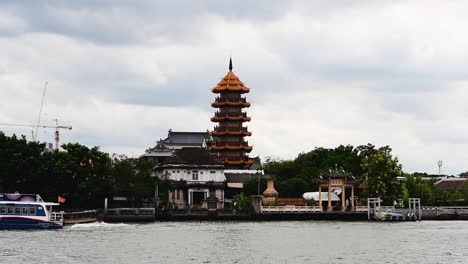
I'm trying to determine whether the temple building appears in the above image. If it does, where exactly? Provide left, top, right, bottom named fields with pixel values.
left=142, top=129, right=211, bottom=164
left=154, top=147, right=225, bottom=209
left=209, top=59, right=253, bottom=169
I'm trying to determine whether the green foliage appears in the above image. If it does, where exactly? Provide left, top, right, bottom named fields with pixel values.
left=403, top=174, right=436, bottom=206
left=361, top=146, right=403, bottom=204
left=243, top=177, right=267, bottom=196
left=463, top=181, right=468, bottom=203
left=263, top=144, right=404, bottom=203
left=277, top=178, right=311, bottom=198
left=232, top=192, right=251, bottom=210
left=305, top=198, right=317, bottom=206
left=0, top=132, right=156, bottom=209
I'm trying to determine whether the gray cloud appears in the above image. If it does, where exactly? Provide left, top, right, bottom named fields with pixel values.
left=0, top=0, right=467, bottom=174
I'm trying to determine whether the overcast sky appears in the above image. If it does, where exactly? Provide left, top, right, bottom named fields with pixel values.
left=1, top=0, right=467, bottom=174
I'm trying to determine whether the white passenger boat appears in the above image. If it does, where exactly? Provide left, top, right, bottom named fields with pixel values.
left=0, top=193, right=64, bottom=230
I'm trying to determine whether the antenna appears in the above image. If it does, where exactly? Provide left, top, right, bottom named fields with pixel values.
left=438, top=160, right=443, bottom=176
left=34, top=82, right=48, bottom=141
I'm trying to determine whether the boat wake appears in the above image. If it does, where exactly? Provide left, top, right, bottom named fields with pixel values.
left=68, top=221, right=130, bottom=229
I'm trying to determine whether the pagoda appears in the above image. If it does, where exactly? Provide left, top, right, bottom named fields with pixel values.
left=210, top=59, right=253, bottom=169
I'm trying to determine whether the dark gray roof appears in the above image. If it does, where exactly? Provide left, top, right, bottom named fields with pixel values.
left=162, top=130, right=209, bottom=145
left=164, top=147, right=218, bottom=165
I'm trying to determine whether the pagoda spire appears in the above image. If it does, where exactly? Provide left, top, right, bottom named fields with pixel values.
left=229, top=57, right=233, bottom=72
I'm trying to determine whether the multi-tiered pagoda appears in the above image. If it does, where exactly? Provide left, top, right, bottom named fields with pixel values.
left=210, top=59, right=253, bottom=169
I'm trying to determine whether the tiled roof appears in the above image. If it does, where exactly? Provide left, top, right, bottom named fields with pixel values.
left=162, top=131, right=209, bottom=145
left=435, top=178, right=467, bottom=190
left=212, top=71, right=250, bottom=93
left=164, top=147, right=218, bottom=165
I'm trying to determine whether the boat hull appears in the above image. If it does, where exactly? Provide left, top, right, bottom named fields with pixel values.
left=0, top=217, right=63, bottom=230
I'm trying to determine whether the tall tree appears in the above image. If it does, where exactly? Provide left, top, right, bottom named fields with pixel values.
left=361, top=146, right=403, bottom=204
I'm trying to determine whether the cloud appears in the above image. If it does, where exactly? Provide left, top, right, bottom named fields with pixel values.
left=0, top=0, right=467, bottom=174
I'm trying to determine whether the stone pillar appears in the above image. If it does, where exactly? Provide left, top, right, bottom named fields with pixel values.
left=341, top=184, right=346, bottom=212
left=251, top=195, right=263, bottom=215
left=319, top=186, right=323, bottom=211
left=351, top=185, right=355, bottom=211
left=327, top=182, right=332, bottom=212
left=188, top=189, right=192, bottom=206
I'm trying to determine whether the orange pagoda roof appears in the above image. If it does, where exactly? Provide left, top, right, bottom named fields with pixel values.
left=212, top=71, right=250, bottom=94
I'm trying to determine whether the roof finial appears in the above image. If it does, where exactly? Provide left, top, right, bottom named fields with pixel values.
left=229, top=56, right=233, bottom=71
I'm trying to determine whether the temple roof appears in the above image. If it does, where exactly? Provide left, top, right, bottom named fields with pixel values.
left=145, top=130, right=210, bottom=154
left=161, top=130, right=209, bottom=145
left=163, top=147, right=219, bottom=165
left=212, top=71, right=250, bottom=93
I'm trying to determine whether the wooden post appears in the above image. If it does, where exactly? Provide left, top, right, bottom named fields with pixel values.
left=328, top=181, right=332, bottom=212
left=351, top=185, right=355, bottom=211
left=319, top=186, right=323, bottom=212
left=341, top=183, right=346, bottom=211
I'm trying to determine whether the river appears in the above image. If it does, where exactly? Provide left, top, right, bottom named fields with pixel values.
left=1, top=221, right=467, bottom=263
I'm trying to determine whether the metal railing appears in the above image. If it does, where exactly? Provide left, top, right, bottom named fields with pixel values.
left=213, top=126, right=249, bottom=132
left=213, top=112, right=248, bottom=117
left=212, top=141, right=250, bottom=147
left=261, top=205, right=322, bottom=213
left=49, top=211, right=64, bottom=222
left=214, top=97, right=247, bottom=103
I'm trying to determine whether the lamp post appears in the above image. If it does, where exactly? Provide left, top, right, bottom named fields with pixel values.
left=256, top=169, right=262, bottom=195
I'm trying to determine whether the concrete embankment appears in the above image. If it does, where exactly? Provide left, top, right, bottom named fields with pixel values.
left=99, top=207, right=468, bottom=222
left=421, top=208, right=468, bottom=220
left=155, top=211, right=368, bottom=221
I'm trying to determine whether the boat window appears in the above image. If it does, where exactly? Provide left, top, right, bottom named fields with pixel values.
left=0, top=207, right=5, bottom=214
left=29, top=207, right=36, bottom=215
left=22, top=207, right=28, bottom=214
left=7, top=207, right=13, bottom=214
left=15, top=207, right=21, bottom=214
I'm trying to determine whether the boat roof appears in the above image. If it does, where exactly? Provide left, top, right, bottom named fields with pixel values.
left=0, top=193, right=43, bottom=202
left=0, top=201, right=60, bottom=206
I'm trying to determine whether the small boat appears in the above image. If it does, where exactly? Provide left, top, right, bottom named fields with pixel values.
left=374, top=211, right=404, bottom=221
left=0, top=193, right=64, bottom=230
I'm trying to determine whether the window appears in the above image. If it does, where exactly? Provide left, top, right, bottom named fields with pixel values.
left=210, top=171, right=216, bottom=174
left=176, top=189, right=180, bottom=200
left=177, top=171, right=179, bottom=173
left=173, top=170, right=175, bottom=173
left=200, top=171, right=203, bottom=174
left=0, top=207, right=5, bottom=214
left=15, top=207, right=21, bottom=214
left=7, top=207, right=13, bottom=214
left=29, top=207, right=36, bottom=215
left=192, top=171, right=198, bottom=180
left=171, top=190, right=175, bottom=200
left=22, top=207, right=28, bottom=215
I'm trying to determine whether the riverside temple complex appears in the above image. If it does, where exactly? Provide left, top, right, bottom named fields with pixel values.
left=142, top=60, right=262, bottom=209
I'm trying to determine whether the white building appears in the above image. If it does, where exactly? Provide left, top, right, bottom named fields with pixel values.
left=155, top=147, right=225, bottom=209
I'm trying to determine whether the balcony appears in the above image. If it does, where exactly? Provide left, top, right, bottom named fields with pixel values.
left=210, top=142, right=253, bottom=152
left=211, top=126, right=252, bottom=136
left=211, top=97, right=250, bottom=108
left=220, top=156, right=254, bottom=166
left=210, top=112, right=251, bottom=122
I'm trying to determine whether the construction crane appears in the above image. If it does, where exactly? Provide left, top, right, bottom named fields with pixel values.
left=0, top=120, right=72, bottom=150
left=33, top=82, right=48, bottom=141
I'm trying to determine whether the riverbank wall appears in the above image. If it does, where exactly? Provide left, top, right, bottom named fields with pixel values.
left=100, top=207, right=468, bottom=222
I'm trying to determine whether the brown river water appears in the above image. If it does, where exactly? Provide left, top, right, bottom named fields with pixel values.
left=1, top=221, right=467, bottom=264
